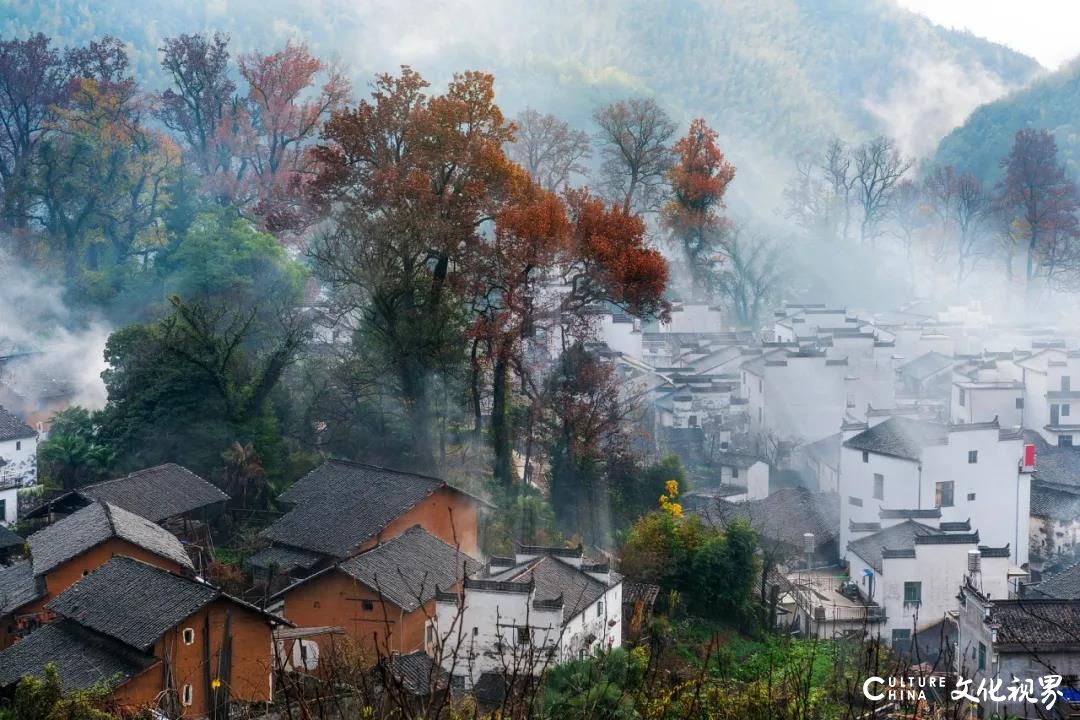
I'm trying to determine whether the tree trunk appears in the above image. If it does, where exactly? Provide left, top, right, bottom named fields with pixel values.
left=491, top=354, right=512, bottom=488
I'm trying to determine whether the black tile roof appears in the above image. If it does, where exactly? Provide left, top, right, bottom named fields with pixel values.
left=267, top=460, right=463, bottom=559
left=843, top=417, right=949, bottom=461
left=1030, top=481, right=1080, bottom=521
left=27, top=501, right=194, bottom=577
left=0, top=619, right=158, bottom=691
left=374, top=650, right=449, bottom=695
left=335, top=526, right=480, bottom=611
left=847, top=520, right=940, bottom=573
left=48, top=556, right=219, bottom=651
left=0, top=405, right=35, bottom=442
left=700, top=488, right=841, bottom=548
left=247, top=545, right=324, bottom=573
left=0, top=522, right=23, bottom=549
left=991, top=599, right=1080, bottom=647
left=487, top=555, right=621, bottom=623
left=77, top=464, right=229, bottom=522
left=1028, top=562, right=1080, bottom=599
left=0, top=560, right=42, bottom=615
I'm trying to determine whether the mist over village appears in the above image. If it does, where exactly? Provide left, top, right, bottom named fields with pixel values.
left=3, top=1, right=1080, bottom=719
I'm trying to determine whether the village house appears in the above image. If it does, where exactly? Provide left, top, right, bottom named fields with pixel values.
left=0, top=500, right=194, bottom=648
left=434, top=544, right=622, bottom=688
left=956, top=581, right=1080, bottom=718
left=274, top=525, right=480, bottom=664
left=846, top=516, right=1012, bottom=646
left=838, top=415, right=1030, bottom=566
left=897, top=351, right=955, bottom=401
left=249, top=460, right=486, bottom=587
left=0, top=556, right=286, bottom=717
left=1025, top=561, right=1080, bottom=599
left=1029, top=481, right=1080, bottom=566
left=1015, top=347, right=1080, bottom=446
left=0, top=405, right=37, bottom=523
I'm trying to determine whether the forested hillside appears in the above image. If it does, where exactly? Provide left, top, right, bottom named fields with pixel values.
left=935, top=57, right=1080, bottom=183
left=3, top=0, right=1041, bottom=209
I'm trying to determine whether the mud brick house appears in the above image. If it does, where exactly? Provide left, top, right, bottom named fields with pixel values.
left=274, top=525, right=479, bottom=663
left=0, top=556, right=287, bottom=717
left=249, top=460, right=486, bottom=586
left=0, top=500, right=194, bottom=648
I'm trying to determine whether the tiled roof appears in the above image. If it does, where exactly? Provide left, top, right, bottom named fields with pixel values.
left=701, top=488, right=841, bottom=548
left=843, top=417, right=948, bottom=461
left=374, top=650, right=449, bottom=695
left=1030, top=481, right=1080, bottom=521
left=487, top=555, right=620, bottom=623
left=1028, top=562, right=1080, bottom=599
left=76, top=464, right=229, bottom=522
left=335, top=526, right=480, bottom=611
left=28, top=501, right=194, bottom=577
left=991, top=599, right=1080, bottom=647
left=898, top=351, right=954, bottom=381
left=847, top=520, right=939, bottom=573
left=48, top=556, right=219, bottom=651
left=267, top=460, right=456, bottom=559
left=803, top=433, right=841, bottom=471
left=0, top=405, right=34, bottom=442
left=0, top=560, right=42, bottom=615
left=247, top=545, right=324, bottom=573
left=0, top=619, right=158, bottom=691
left=0, top=523, right=23, bottom=549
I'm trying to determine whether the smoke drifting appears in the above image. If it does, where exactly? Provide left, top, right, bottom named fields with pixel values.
left=0, top=248, right=111, bottom=412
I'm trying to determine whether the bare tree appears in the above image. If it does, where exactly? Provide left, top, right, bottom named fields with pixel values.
left=715, top=229, right=784, bottom=328
left=509, top=108, right=590, bottom=192
left=852, top=136, right=912, bottom=245
left=593, top=97, right=675, bottom=214
left=953, top=171, right=991, bottom=283
left=822, top=138, right=856, bottom=241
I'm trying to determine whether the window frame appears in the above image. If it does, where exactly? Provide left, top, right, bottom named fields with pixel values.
left=182, top=627, right=195, bottom=646
left=873, top=473, right=884, bottom=500
left=903, top=581, right=922, bottom=605
left=182, top=684, right=194, bottom=706
left=936, top=480, right=955, bottom=508
left=968, top=450, right=978, bottom=464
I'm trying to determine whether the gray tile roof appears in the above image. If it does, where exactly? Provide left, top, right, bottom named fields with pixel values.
left=701, top=488, right=841, bottom=548
left=0, top=560, right=42, bottom=615
left=76, top=464, right=230, bottom=523
left=843, top=417, right=949, bottom=461
left=48, top=556, right=219, bottom=651
left=1028, top=562, right=1080, bottom=599
left=991, top=599, right=1080, bottom=647
left=1030, top=481, right=1080, bottom=521
left=487, top=555, right=621, bottom=623
left=803, top=432, right=841, bottom=471
left=267, top=460, right=451, bottom=559
left=0, top=523, right=23, bottom=549
left=28, top=501, right=194, bottom=577
left=374, top=649, right=449, bottom=695
left=0, top=619, right=158, bottom=691
left=333, top=526, right=480, bottom=611
left=898, top=351, right=954, bottom=381
left=847, top=520, right=939, bottom=573
left=247, top=545, right=324, bottom=573
left=0, top=405, right=35, bottom=442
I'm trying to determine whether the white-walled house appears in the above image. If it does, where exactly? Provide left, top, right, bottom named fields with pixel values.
left=846, top=518, right=1011, bottom=646
left=1015, top=348, right=1080, bottom=447
left=838, top=416, right=1030, bottom=567
left=0, top=406, right=37, bottom=524
left=434, top=545, right=622, bottom=687
left=741, top=349, right=850, bottom=445
left=950, top=380, right=1025, bottom=426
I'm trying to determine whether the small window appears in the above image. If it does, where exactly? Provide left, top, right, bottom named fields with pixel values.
left=873, top=473, right=884, bottom=500
left=82, top=570, right=90, bottom=577
left=967, top=493, right=976, bottom=501
left=1016, top=397, right=1024, bottom=410
left=848, top=496, right=863, bottom=507
left=516, top=626, right=531, bottom=645
left=891, top=629, right=911, bottom=646
left=362, top=600, right=375, bottom=611
left=978, top=642, right=987, bottom=671
left=1061, top=435, right=1074, bottom=448
left=688, top=415, right=698, bottom=428
left=14, top=441, right=20, bottom=451
left=472, top=627, right=479, bottom=636
left=862, top=451, right=869, bottom=464
left=732, top=467, right=739, bottom=479
left=903, top=582, right=922, bottom=605
left=182, top=628, right=195, bottom=645
left=182, top=684, right=193, bottom=706
left=597, top=600, right=604, bottom=617
left=313, top=601, right=320, bottom=609
left=968, top=450, right=978, bottom=464
left=426, top=622, right=435, bottom=647
left=1065, top=404, right=1073, bottom=418
left=936, top=481, right=954, bottom=508
left=959, top=389, right=966, bottom=406
left=1064, top=376, right=1072, bottom=392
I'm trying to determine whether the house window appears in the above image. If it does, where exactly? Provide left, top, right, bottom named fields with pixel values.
left=426, top=622, right=435, bottom=647
left=968, top=450, right=978, bottom=464
left=313, top=601, right=320, bottom=609
left=1065, top=404, right=1072, bottom=418
left=182, top=628, right=195, bottom=646
left=967, top=493, right=976, bottom=501
left=732, top=467, right=739, bottom=479
left=1061, top=435, right=1074, bottom=448
left=936, top=481, right=954, bottom=508
left=688, top=415, right=698, bottom=427
left=516, top=626, right=531, bottom=645
left=1064, top=376, right=1072, bottom=392
left=873, top=473, right=884, bottom=500
left=1016, top=397, right=1024, bottom=409
left=862, top=451, right=869, bottom=464
left=14, top=441, right=19, bottom=451
left=978, top=642, right=987, bottom=671
left=848, top=496, right=863, bottom=507
left=903, top=582, right=922, bottom=605
left=0, top=499, right=6, bottom=521
left=891, top=629, right=911, bottom=646
left=182, top=685, right=193, bottom=706
left=362, top=600, right=375, bottom=611
left=959, top=389, right=966, bottom=406
left=597, top=600, right=605, bottom=617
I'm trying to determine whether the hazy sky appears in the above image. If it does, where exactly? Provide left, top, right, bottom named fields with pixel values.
left=898, top=0, right=1080, bottom=69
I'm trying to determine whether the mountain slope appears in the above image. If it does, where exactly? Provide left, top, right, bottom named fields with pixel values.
left=2, top=0, right=1042, bottom=211
left=934, top=58, right=1080, bottom=183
